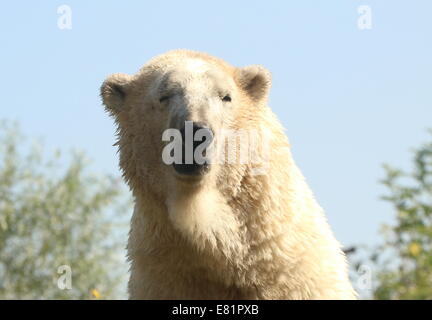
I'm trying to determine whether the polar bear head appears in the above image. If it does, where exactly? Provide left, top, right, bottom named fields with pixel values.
left=101, top=50, right=271, bottom=198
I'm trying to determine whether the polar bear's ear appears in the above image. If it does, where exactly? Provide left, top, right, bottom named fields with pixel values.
left=100, top=73, right=132, bottom=115
left=235, top=65, right=271, bottom=102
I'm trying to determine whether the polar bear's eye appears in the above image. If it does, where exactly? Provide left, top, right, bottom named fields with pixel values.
left=159, top=95, right=171, bottom=103
left=222, top=95, right=232, bottom=102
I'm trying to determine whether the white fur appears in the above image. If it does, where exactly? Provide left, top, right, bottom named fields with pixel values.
left=101, top=50, right=357, bottom=300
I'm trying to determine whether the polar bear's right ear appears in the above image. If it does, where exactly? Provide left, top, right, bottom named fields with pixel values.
left=100, top=73, right=132, bottom=115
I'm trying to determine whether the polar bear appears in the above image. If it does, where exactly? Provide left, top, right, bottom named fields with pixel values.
left=100, top=50, right=356, bottom=300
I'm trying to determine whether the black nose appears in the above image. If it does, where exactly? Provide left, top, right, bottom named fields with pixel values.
left=173, top=122, right=213, bottom=176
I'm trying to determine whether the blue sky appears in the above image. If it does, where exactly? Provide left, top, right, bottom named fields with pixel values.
left=1, top=1, right=431, bottom=249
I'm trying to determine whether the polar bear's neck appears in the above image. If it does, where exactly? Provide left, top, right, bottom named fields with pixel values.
left=164, top=181, right=246, bottom=259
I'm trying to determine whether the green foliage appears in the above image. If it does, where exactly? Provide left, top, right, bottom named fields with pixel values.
left=371, top=131, right=432, bottom=299
left=0, top=121, right=130, bottom=299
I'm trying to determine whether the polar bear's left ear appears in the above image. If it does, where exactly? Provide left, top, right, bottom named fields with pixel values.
left=235, top=65, right=271, bottom=102
left=100, top=73, right=133, bottom=115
